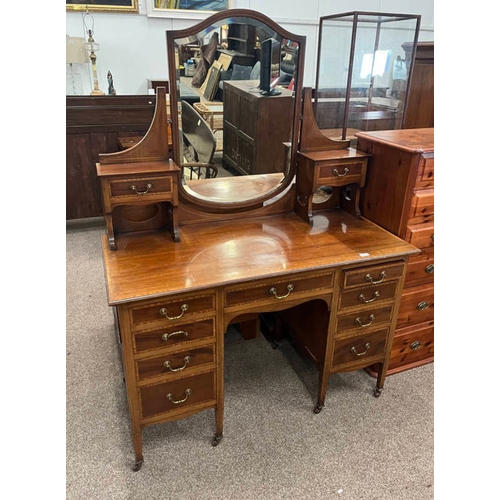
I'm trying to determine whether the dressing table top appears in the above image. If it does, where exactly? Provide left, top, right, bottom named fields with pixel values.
left=102, top=209, right=419, bottom=305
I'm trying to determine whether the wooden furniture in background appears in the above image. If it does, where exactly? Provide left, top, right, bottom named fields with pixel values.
left=356, top=128, right=434, bottom=375
left=66, top=94, right=156, bottom=220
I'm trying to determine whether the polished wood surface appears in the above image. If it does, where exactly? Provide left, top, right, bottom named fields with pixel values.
left=102, top=209, right=418, bottom=305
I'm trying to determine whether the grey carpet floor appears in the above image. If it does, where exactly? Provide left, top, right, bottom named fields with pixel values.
left=66, top=218, right=434, bottom=500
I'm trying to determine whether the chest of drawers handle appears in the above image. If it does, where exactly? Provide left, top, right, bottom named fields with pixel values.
left=365, top=271, right=387, bottom=284
left=358, top=291, right=380, bottom=303
left=166, top=388, right=192, bottom=404
left=351, top=343, right=371, bottom=356
left=130, top=183, right=153, bottom=195
left=161, top=330, right=189, bottom=341
left=417, top=301, right=429, bottom=311
left=159, top=304, right=189, bottom=320
left=425, top=264, right=434, bottom=274
left=164, top=356, right=191, bottom=372
left=355, top=314, right=375, bottom=328
left=269, top=284, right=294, bottom=300
left=410, top=341, right=422, bottom=350
left=333, top=167, right=349, bottom=177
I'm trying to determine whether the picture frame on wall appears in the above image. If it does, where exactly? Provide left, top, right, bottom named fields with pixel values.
left=66, top=1, right=139, bottom=13
left=152, top=1, right=229, bottom=16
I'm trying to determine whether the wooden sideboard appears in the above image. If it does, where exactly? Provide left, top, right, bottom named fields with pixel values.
left=356, top=128, right=434, bottom=375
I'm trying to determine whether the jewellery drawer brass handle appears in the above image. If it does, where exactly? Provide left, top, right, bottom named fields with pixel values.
left=365, top=271, right=387, bottom=284
left=159, top=304, right=189, bottom=320
left=355, top=314, right=375, bottom=328
left=410, top=341, right=422, bottom=350
left=332, top=167, right=349, bottom=177
left=164, top=356, right=191, bottom=372
left=166, top=388, right=192, bottom=404
left=425, top=264, right=434, bottom=274
left=417, top=301, right=429, bottom=311
left=351, top=343, right=371, bottom=356
left=358, top=291, right=380, bottom=303
left=130, top=183, right=153, bottom=195
left=161, top=330, right=189, bottom=341
left=269, top=284, right=294, bottom=299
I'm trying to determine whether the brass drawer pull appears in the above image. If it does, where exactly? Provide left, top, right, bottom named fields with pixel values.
left=365, top=271, right=387, bottom=284
left=269, top=284, right=294, bottom=299
left=355, top=314, right=375, bottom=328
left=332, top=167, right=349, bottom=177
left=130, top=183, right=153, bottom=195
left=417, top=301, right=429, bottom=311
left=358, top=291, right=380, bottom=303
left=410, top=341, right=422, bottom=350
left=166, top=388, right=192, bottom=404
left=425, top=264, right=434, bottom=274
left=351, top=343, right=371, bottom=356
left=161, top=330, right=189, bottom=341
left=164, top=356, right=191, bottom=372
left=159, top=304, right=189, bottom=320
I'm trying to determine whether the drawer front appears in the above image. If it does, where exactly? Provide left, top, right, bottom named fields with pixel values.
left=336, top=304, right=393, bottom=336
left=404, top=248, right=434, bottom=286
left=390, top=323, right=434, bottom=370
left=396, top=283, right=434, bottom=328
left=414, top=154, right=434, bottom=190
left=407, top=189, right=434, bottom=226
left=405, top=224, right=434, bottom=249
left=109, top=175, right=174, bottom=198
left=316, top=160, right=366, bottom=186
left=332, top=328, right=388, bottom=368
left=136, top=345, right=215, bottom=382
left=131, top=293, right=215, bottom=329
left=140, top=371, right=215, bottom=419
left=341, top=261, right=405, bottom=289
left=134, top=319, right=214, bottom=353
left=339, top=281, right=399, bottom=310
left=224, top=271, right=334, bottom=309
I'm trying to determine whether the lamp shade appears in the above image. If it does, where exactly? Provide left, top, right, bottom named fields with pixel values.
left=66, top=36, right=90, bottom=64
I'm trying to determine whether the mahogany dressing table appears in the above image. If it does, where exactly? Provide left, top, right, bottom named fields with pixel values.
left=96, top=10, right=419, bottom=471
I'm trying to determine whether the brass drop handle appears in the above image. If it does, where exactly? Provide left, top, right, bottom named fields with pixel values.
left=164, top=356, right=191, bottom=372
left=161, top=330, right=189, bottom=342
left=130, top=183, right=153, bottom=195
left=351, top=343, right=371, bottom=356
left=159, top=304, right=189, bottom=320
left=417, top=301, right=429, bottom=311
left=332, top=167, right=349, bottom=177
left=355, top=314, right=375, bottom=328
left=365, top=271, right=387, bottom=284
left=166, top=388, right=192, bottom=404
left=410, top=341, right=422, bottom=350
left=425, top=264, right=434, bottom=274
left=269, top=284, right=294, bottom=299
left=358, top=291, right=380, bottom=303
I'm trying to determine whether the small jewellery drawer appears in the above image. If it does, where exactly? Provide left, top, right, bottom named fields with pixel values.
left=396, top=283, right=434, bottom=328
left=339, top=281, right=399, bottom=310
left=136, top=345, right=215, bottom=382
left=389, top=324, right=434, bottom=370
left=109, top=175, right=174, bottom=199
left=404, top=248, right=434, bottom=286
left=332, top=328, right=388, bottom=368
left=224, top=271, right=334, bottom=309
left=414, top=154, right=434, bottom=190
left=335, top=304, right=393, bottom=336
left=316, top=160, right=366, bottom=186
left=131, top=293, right=215, bottom=329
left=140, top=371, right=215, bottom=419
left=341, top=262, right=405, bottom=289
left=134, top=319, right=214, bottom=353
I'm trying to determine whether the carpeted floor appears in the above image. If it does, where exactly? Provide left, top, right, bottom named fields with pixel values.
left=66, top=218, right=434, bottom=500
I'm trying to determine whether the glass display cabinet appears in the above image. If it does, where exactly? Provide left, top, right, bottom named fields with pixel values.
left=313, top=11, right=421, bottom=146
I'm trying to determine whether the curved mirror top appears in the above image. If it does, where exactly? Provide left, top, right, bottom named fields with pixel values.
left=167, top=10, right=304, bottom=207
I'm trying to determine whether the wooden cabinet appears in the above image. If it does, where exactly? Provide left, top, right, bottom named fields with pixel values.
left=222, top=80, right=294, bottom=175
left=356, top=128, right=434, bottom=375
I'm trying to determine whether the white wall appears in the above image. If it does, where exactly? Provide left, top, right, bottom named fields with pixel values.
left=66, top=0, right=433, bottom=96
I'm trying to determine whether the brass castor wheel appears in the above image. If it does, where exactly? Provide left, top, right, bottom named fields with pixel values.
left=132, top=459, right=143, bottom=471
left=212, top=434, right=222, bottom=446
left=374, top=388, right=382, bottom=398
left=313, top=403, right=323, bottom=414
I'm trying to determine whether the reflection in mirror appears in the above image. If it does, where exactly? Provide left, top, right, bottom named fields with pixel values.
left=167, top=11, right=303, bottom=206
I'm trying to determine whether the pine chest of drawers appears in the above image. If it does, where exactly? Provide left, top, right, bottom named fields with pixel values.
left=356, top=128, right=434, bottom=375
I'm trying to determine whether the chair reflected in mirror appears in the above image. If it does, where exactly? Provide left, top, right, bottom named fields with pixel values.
left=180, top=100, right=218, bottom=180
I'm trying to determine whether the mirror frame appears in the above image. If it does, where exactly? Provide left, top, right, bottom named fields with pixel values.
left=166, top=9, right=305, bottom=214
